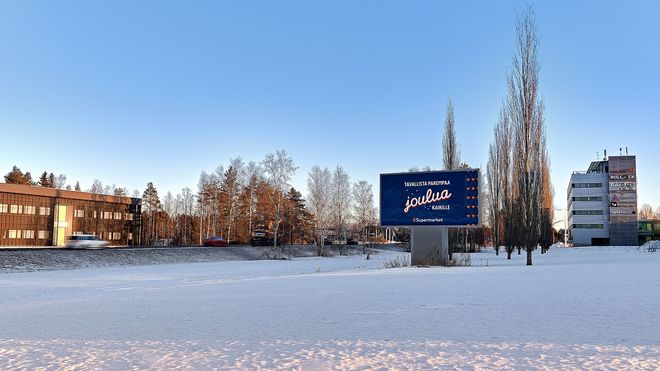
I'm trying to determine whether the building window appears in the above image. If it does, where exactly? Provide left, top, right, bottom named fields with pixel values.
left=74, top=209, right=85, bottom=218
left=23, top=230, right=35, bottom=239
left=573, top=224, right=604, bottom=229
left=39, top=207, right=51, bottom=216
left=128, top=233, right=133, bottom=240
left=73, top=231, right=83, bottom=236
left=38, top=231, right=49, bottom=239
left=0, top=204, right=8, bottom=213
left=126, top=213, right=134, bottom=221
left=24, top=206, right=36, bottom=215
left=114, top=212, right=122, bottom=220
left=9, top=230, right=21, bottom=239
left=572, top=183, right=602, bottom=188
left=103, top=211, right=112, bottom=219
left=111, top=232, right=121, bottom=240
left=573, top=210, right=604, bottom=216
left=10, top=205, right=22, bottom=214
left=572, top=196, right=603, bottom=202
left=93, top=210, right=97, bottom=218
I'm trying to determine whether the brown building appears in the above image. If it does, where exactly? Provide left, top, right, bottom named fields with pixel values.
left=0, top=183, right=141, bottom=247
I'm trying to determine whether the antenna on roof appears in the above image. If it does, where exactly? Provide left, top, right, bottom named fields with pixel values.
left=604, top=149, right=607, bottom=160
left=626, top=147, right=629, bottom=155
left=619, top=147, right=623, bottom=156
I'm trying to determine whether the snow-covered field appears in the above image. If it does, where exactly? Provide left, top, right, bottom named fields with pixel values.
left=1, top=247, right=659, bottom=370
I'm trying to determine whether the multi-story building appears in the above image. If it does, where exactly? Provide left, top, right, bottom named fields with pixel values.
left=0, top=183, right=141, bottom=247
left=567, top=154, right=637, bottom=246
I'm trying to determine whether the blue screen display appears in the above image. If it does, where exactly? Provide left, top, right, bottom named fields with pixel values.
left=380, top=170, right=479, bottom=226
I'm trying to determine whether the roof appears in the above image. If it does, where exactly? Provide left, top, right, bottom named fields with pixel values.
left=0, top=183, right=141, bottom=205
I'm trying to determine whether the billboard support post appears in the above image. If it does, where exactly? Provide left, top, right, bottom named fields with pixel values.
left=411, top=226, right=449, bottom=266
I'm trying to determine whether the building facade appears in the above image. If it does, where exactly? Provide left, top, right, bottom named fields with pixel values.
left=567, top=155, right=638, bottom=246
left=0, top=183, right=141, bottom=247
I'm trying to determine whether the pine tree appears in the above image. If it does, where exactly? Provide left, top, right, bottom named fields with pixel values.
left=143, top=182, right=162, bottom=244
left=24, top=172, right=34, bottom=185
left=75, top=181, right=81, bottom=191
left=38, top=172, right=50, bottom=187
left=4, top=166, right=31, bottom=185
left=48, top=173, right=56, bottom=188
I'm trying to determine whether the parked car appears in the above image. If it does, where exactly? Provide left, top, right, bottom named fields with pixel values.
left=323, top=237, right=333, bottom=246
left=346, top=238, right=359, bottom=245
left=66, top=235, right=108, bottom=249
left=203, top=236, right=229, bottom=247
left=250, top=236, right=283, bottom=246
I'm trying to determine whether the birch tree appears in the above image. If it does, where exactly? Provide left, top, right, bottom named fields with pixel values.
left=307, top=166, right=332, bottom=255
left=331, top=165, right=351, bottom=243
left=352, top=180, right=376, bottom=251
left=261, top=150, right=297, bottom=251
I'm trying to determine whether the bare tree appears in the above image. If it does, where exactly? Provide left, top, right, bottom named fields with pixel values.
left=89, top=179, right=105, bottom=194
left=261, top=150, right=298, bottom=252
left=508, top=5, right=546, bottom=265
left=243, top=161, right=263, bottom=239
left=442, top=98, right=461, bottom=170
left=539, top=138, right=554, bottom=253
left=331, top=165, right=352, bottom=244
left=54, top=174, right=67, bottom=189
left=307, top=166, right=333, bottom=256
left=352, top=180, right=376, bottom=252
left=486, top=139, right=501, bottom=255
left=180, top=187, right=195, bottom=245
left=639, top=204, right=654, bottom=219
left=162, top=191, right=175, bottom=217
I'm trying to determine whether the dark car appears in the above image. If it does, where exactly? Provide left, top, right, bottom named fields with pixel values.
left=346, top=238, right=359, bottom=245
left=323, top=237, right=333, bottom=246
left=250, top=236, right=282, bottom=246
left=202, top=236, right=228, bottom=247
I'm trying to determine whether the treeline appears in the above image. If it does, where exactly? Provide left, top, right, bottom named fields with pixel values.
left=138, top=150, right=378, bottom=255
left=3, top=166, right=135, bottom=196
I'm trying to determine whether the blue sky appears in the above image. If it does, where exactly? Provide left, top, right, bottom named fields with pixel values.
left=1, top=1, right=659, bottom=219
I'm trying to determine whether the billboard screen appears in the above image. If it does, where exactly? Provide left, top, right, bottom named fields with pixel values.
left=380, top=169, right=480, bottom=227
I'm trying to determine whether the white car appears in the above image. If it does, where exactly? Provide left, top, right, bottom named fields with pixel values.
left=66, top=235, right=109, bottom=249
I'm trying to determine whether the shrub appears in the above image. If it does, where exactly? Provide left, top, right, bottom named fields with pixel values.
left=448, top=252, right=472, bottom=267
left=383, top=255, right=411, bottom=268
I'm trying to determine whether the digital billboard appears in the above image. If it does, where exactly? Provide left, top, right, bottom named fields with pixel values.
left=380, top=169, right=479, bottom=227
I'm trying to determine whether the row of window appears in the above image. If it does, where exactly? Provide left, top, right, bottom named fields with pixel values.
left=571, top=183, right=602, bottom=188
left=1, top=230, right=130, bottom=240
left=74, top=210, right=132, bottom=220
left=573, top=224, right=604, bottom=229
left=572, top=210, right=604, bottom=216
left=0, top=204, right=50, bottom=215
left=1, top=204, right=132, bottom=220
left=571, top=196, right=603, bottom=202
left=2, top=230, right=50, bottom=239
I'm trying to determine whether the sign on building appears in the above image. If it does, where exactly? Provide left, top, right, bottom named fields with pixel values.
left=380, top=169, right=480, bottom=227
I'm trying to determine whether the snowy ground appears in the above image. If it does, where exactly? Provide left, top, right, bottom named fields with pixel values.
left=0, top=247, right=658, bottom=369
